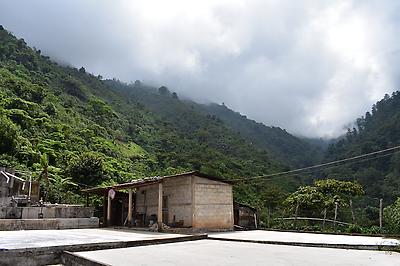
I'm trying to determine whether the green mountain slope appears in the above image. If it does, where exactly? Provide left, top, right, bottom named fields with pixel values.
left=0, top=26, right=301, bottom=206
left=106, top=81, right=323, bottom=168
left=201, top=103, right=324, bottom=167
left=324, top=92, right=400, bottom=202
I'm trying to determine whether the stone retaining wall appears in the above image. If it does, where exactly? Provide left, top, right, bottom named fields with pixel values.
left=0, top=217, right=99, bottom=231
left=0, top=206, right=94, bottom=219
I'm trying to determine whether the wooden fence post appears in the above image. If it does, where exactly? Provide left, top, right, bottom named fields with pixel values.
left=294, top=201, right=299, bottom=229
left=334, top=201, right=338, bottom=231
left=379, top=198, right=383, bottom=232
left=350, top=199, right=355, bottom=224
left=322, top=208, right=327, bottom=230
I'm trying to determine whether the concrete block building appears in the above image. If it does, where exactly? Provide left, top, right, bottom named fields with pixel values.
left=84, top=171, right=234, bottom=230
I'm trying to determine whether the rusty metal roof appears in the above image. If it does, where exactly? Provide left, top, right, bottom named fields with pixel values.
left=82, top=171, right=233, bottom=195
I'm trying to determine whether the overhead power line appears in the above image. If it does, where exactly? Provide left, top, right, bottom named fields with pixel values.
left=236, top=150, right=400, bottom=183
left=232, top=145, right=400, bottom=182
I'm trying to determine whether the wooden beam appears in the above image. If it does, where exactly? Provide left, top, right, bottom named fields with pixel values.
left=128, top=189, right=133, bottom=226
left=276, top=217, right=352, bottom=226
left=102, top=196, right=107, bottom=227
left=157, top=182, right=163, bottom=231
left=107, top=195, right=112, bottom=226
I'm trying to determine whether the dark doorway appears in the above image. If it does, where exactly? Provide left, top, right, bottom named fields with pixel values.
left=111, top=199, right=123, bottom=226
left=162, top=196, right=168, bottom=224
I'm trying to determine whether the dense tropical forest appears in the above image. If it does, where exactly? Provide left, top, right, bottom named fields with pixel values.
left=0, top=26, right=399, bottom=234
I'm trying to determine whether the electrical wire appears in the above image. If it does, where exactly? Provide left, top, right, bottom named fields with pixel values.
left=231, top=145, right=400, bottom=182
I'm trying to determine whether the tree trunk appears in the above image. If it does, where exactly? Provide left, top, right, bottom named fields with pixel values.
left=379, top=198, right=383, bottom=232
left=322, top=207, right=327, bottom=230
left=294, top=201, right=299, bottom=229
left=334, top=202, right=338, bottom=231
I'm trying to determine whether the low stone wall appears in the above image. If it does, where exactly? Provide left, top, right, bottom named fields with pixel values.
left=0, top=234, right=207, bottom=266
left=0, top=206, right=94, bottom=219
left=0, top=217, right=99, bottom=231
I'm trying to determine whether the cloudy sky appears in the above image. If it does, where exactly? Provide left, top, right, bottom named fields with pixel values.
left=1, top=0, right=399, bottom=138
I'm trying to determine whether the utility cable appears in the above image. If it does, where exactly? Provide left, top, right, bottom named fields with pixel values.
left=232, top=145, right=400, bottom=182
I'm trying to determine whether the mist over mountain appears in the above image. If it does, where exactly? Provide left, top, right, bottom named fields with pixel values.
left=0, top=26, right=309, bottom=207
left=2, top=1, right=400, bottom=138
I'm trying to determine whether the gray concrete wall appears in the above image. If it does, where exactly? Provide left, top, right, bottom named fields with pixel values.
left=0, top=169, right=14, bottom=206
left=136, top=183, right=159, bottom=224
left=193, top=176, right=233, bottom=229
left=163, top=176, right=193, bottom=226
left=136, top=176, right=193, bottom=227
left=0, top=206, right=94, bottom=219
left=0, top=217, right=99, bottom=231
left=135, top=175, right=234, bottom=229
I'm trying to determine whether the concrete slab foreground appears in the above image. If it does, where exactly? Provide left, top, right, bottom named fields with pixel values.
left=0, top=228, right=185, bottom=250
left=73, top=239, right=400, bottom=266
left=0, top=229, right=206, bottom=266
left=209, top=230, right=400, bottom=249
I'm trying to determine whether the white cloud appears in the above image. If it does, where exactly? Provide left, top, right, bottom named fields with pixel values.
left=1, top=0, right=399, bottom=138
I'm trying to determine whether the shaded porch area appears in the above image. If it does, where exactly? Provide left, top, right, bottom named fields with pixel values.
left=83, top=180, right=164, bottom=229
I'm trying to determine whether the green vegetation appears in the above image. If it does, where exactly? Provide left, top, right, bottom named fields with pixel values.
left=109, top=81, right=324, bottom=168
left=325, top=92, right=400, bottom=203
left=384, top=198, right=400, bottom=234
left=201, top=103, right=324, bottom=167
left=283, top=179, right=363, bottom=230
left=322, top=92, right=400, bottom=234
left=0, top=26, right=398, bottom=234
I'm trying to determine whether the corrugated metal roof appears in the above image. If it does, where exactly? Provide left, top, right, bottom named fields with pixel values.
left=82, top=171, right=233, bottom=195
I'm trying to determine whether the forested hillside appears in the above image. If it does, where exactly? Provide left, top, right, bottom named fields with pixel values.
left=106, top=81, right=323, bottom=167
left=325, top=92, right=400, bottom=203
left=1, top=25, right=399, bottom=233
left=0, top=26, right=303, bottom=205
left=201, top=103, right=324, bottom=167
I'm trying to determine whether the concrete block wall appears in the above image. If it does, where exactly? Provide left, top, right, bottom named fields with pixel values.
left=163, top=176, right=192, bottom=226
left=135, top=175, right=234, bottom=229
left=136, top=184, right=159, bottom=223
left=136, top=177, right=193, bottom=227
left=193, top=176, right=233, bottom=229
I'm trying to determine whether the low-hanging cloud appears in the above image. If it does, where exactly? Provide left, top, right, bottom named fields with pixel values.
left=1, top=0, right=399, bottom=138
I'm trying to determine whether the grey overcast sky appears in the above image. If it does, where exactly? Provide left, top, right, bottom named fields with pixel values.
left=1, top=0, right=399, bottom=138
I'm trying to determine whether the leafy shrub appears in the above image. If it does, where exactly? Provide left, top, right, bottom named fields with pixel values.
left=347, top=224, right=362, bottom=234
left=0, top=114, right=19, bottom=153
left=67, top=152, right=106, bottom=186
left=384, top=197, right=400, bottom=234
left=63, top=77, right=88, bottom=102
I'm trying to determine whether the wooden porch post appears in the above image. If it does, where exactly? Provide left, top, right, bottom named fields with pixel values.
left=103, top=196, right=107, bottom=227
left=128, top=189, right=133, bottom=226
left=107, top=194, right=112, bottom=226
left=157, top=182, right=163, bottom=231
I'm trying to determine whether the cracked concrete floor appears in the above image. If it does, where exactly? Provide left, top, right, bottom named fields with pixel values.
left=75, top=239, right=400, bottom=266
left=0, top=228, right=184, bottom=249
